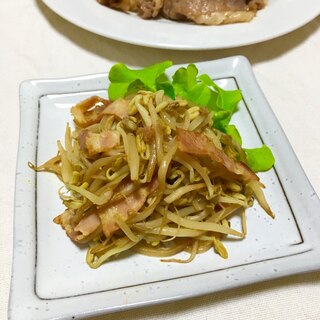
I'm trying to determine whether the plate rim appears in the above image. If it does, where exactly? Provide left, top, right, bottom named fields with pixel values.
left=9, top=56, right=320, bottom=320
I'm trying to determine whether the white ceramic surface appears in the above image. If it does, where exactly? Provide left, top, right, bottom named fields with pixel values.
left=9, top=56, right=320, bottom=320
left=41, top=0, right=320, bottom=50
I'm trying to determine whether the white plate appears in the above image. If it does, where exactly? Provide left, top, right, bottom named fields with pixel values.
left=41, top=0, right=320, bottom=50
left=9, top=56, right=320, bottom=320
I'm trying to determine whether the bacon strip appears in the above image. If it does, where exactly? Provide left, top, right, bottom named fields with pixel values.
left=79, top=130, right=120, bottom=156
left=137, top=126, right=155, bottom=142
left=102, top=98, right=129, bottom=120
left=71, top=96, right=129, bottom=128
left=71, top=96, right=110, bottom=128
left=176, top=128, right=258, bottom=182
left=53, top=210, right=101, bottom=243
left=74, top=213, right=101, bottom=238
left=98, top=178, right=159, bottom=237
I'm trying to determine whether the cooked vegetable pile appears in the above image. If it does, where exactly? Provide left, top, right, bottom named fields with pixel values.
left=30, top=61, right=275, bottom=268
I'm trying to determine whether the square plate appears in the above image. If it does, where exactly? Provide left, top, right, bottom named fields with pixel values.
left=9, top=56, right=320, bottom=320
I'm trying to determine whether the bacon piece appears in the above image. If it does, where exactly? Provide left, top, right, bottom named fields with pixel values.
left=98, top=178, right=159, bottom=237
left=53, top=209, right=78, bottom=240
left=137, top=126, right=155, bottom=142
left=79, top=130, right=121, bottom=156
left=74, top=213, right=101, bottom=239
left=53, top=210, right=101, bottom=243
left=176, top=128, right=258, bottom=182
left=71, top=96, right=111, bottom=128
left=78, top=130, right=89, bottom=152
left=71, top=96, right=129, bottom=128
left=102, top=98, right=129, bottom=120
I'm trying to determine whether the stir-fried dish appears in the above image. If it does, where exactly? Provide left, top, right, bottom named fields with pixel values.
left=30, top=62, right=274, bottom=268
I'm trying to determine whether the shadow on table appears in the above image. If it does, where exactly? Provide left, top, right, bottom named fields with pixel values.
left=89, top=271, right=320, bottom=320
left=36, top=0, right=319, bottom=67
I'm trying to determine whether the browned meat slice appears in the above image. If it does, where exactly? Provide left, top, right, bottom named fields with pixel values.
left=137, top=0, right=164, bottom=18
left=98, top=0, right=163, bottom=18
left=162, top=0, right=267, bottom=25
left=98, top=0, right=266, bottom=24
left=98, top=0, right=138, bottom=12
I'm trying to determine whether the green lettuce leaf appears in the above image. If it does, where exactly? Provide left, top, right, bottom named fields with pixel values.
left=108, top=61, right=173, bottom=101
left=198, top=74, right=242, bottom=131
left=244, top=145, right=275, bottom=172
left=172, top=64, right=215, bottom=107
